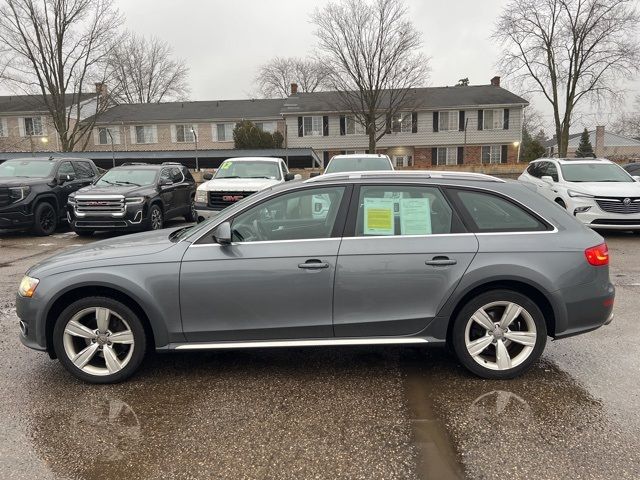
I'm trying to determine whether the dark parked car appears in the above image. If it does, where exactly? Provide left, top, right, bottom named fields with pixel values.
left=18, top=171, right=614, bottom=383
left=67, top=163, right=197, bottom=236
left=0, top=156, right=99, bottom=235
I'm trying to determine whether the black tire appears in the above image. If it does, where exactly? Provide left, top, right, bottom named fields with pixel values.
left=32, top=202, right=58, bottom=236
left=148, top=204, right=164, bottom=231
left=184, top=198, right=197, bottom=222
left=52, top=296, right=147, bottom=384
left=450, top=289, right=547, bottom=380
left=555, top=198, right=567, bottom=209
left=74, top=229, right=94, bottom=237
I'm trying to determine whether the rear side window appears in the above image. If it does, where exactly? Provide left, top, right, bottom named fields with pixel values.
left=353, top=185, right=460, bottom=236
left=451, top=189, right=548, bottom=232
left=73, top=161, right=95, bottom=179
left=526, top=163, right=540, bottom=178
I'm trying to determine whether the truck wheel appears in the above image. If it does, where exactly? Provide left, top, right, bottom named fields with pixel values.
left=33, top=202, right=58, bottom=236
left=148, top=204, right=163, bottom=230
left=184, top=199, right=197, bottom=222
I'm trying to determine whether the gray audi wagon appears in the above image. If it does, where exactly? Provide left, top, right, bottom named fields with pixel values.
left=17, top=171, right=615, bottom=383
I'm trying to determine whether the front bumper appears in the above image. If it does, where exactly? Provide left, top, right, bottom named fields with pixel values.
left=571, top=197, right=640, bottom=230
left=16, top=292, right=48, bottom=352
left=0, top=208, right=34, bottom=229
left=195, top=202, right=221, bottom=221
left=67, top=203, right=147, bottom=231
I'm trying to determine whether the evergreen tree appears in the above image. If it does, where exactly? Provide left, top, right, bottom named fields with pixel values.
left=520, top=129, right=546, bottom=162
left=575, top=128, right=595, bottom=157
left=233, top=120, right=277, bottom=149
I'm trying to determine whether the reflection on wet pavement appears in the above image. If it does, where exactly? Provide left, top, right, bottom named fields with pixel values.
left=403, top=347, right=640, bottom=480
left=19, top=349, right=419, bottom=480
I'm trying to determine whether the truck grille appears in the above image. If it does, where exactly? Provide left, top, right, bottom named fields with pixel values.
left=0, top=187, right=10, bottom=207
left=208, top=191, right=256, bottom=210
left=595, top=197, right=640, bottom=215
left=75, top=196, right=125, bottom=215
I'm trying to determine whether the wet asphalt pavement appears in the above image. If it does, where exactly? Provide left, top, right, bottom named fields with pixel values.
left=1, top=227, right=639, bottom=479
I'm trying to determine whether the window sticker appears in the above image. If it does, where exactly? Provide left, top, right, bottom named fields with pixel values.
left=221, top=162, right=232, bottom=169
left=364, top=198, right=395, bottom=235
left=400, top=198, right=431, bottom=235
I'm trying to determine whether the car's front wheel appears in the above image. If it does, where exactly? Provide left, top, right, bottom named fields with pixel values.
left=33, top=202, right=58, bottom=236
left=451, top=290, right=547, bottom=379
left=52, top=297, right=147, bottom=383
left=148, top=204, right=164, bottom=230
left=184, top=198, right=197, bottom=223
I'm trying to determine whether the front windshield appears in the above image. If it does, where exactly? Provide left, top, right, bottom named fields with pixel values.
left=214, top=160, right=281, bottom=180
left=0, top=159, right=55, bottom=178
left=325, top=157, right=392, bottom=174
left=95, top=168, right=157, bottom=187
left=561, top=163, right=634, bottom=183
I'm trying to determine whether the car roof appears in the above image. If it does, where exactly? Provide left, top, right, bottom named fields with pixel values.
left=530, top=157, right=612, bottom=164
left=222, top=157, right=283, bottom=163
left=7, top=156, right=90, bottom=162
left=305, top=170, right=504, bottom=184
left=330, top=154, right=390, bottom=160
left=112, top=164, right=166, bottom=170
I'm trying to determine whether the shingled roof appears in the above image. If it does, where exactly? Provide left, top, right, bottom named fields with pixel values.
left=0, top=93, right=96, bottom=114
left=281, top=85, right=529, bottom=114
left=95, top=98, right=286, bottom=124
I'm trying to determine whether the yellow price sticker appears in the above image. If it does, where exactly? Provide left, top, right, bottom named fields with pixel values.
left=221, top=162, right=232, bottom=169
left=367, top=209, right=392, bottom=230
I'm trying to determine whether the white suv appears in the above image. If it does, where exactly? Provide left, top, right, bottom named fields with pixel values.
left=518, top=157, right=640, bottom=230
left=195, top=157, right=300, bottom=221
left=324, top=154, right=394, bottom=174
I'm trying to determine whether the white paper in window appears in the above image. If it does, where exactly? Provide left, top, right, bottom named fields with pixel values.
left=400, top=198, right=431, bottom=235
left=364, top=198, right=395, bottom=235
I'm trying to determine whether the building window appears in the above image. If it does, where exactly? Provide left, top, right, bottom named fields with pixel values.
left=482, top=145, right=502, bottom=164
left=134, top=125, right=156, bottom=144
left=438, top=111, right=459, bottom=132
left=214, top=123, right=234, bottom=142
left=437, top=147, right=458, bottom=165
left=97, top=127, right=120, bottom=145
left=392, top=112, right=412, bottom=133
left=393, top=155, right=413, bottom=168
left=24, top=117, right=43, bottom=136
left=0, top=118, right=6, bottom=137
left=175, top=124, right=195, bottom=143
left=345, top=116, right=365, bottom=135
left=256, top=121, right=277, bottom=133
left=303, top=116, right=323, bottom=136
left=345, top=150, right=367, bottom=155
left=483, top=109, right=503, bottom=130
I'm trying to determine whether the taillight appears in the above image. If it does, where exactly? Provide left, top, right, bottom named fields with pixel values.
left=585, top=243, right=609, bottom=266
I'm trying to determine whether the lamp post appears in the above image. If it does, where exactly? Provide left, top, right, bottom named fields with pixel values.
left=105, top=129, right=116, bottom=168
left=191, top=127, right=199, bottom=171
left=513, top=141, right=521, bottom=162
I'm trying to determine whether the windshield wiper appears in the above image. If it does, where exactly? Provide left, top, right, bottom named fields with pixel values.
left=169, top=225, right=191, bottom=241
left=115, top=181, right=141, bottom=186
left=100, top=179, right=118, bottom=185
left=248, top=176, right=271, bottom=179
left=218, top=175, right=240, bottom=179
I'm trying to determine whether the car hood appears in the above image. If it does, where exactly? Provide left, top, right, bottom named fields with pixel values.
left=74, top=184, right=152, bottom=196
left=567, top=182, right=640, bottom=197
left=0, top=176, right=50, bottom=187
left=198, top=178, right=280, bottom=192
left=29, top=229, right=177, bottom=275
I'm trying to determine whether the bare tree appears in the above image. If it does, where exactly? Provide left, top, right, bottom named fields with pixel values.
left=494, top=0, right=640, bottom=157
left=312, top=0, right=429, bottom=152
left=612, top=94, right=640, bottom=138
left=255, top=57, right=325, bottom=98
left=108, top=33, right=190, bottom=104
left=0, top=0, right=123, bottom=151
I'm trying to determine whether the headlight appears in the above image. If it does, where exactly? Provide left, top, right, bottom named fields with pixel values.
left=125, top=197, right=145, bottom=204
left=67, top=195, right=76, bottom=204
left=567, top=190, right=594, bottom=198
left=18, top=275, right=39, bottom=298
left=9, top=186, right=30, bottom=202
left=195, top=190, right=207, bottom=202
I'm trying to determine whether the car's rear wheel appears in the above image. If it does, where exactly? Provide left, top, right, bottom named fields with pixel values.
left=33, top=202, right=58, bottom=236
left=451, top=290, right=547, bottom=379
left=52, top=297, right=147, bottom=383
left=184, top=198, right=197, bottom=222
left=148, top=204, right=163, bottom=230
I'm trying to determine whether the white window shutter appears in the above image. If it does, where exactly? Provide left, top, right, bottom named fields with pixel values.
left=113, top=127, right=121, bottom=144
left=93, top=128, right=100, bottom=145
left=1, top=118, right=6, bottom=137
left=130, top=126, right=136, bottom=144
left=18, top=118, right=25, bottom=137
left=151, top=125, right=158, bottom=143
left=171, top=125, right=177, bottom=143
left=192, top=124, right=198, bottom=135
left=41, top=117, right=47, bottom=135
left=212, top=124, right=218, bottom=142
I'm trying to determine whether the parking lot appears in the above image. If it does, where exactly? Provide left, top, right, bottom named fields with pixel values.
left=1, top=227, right=639, bottom=480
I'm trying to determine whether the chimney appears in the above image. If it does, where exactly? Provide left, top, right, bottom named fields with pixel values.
left=490, top=76, right=501, bottom=87
left=290, top=83, right=298, bottom=95
left=595, top=125, right=605, bottom=157
left=94, top=82, right=108, bottom=109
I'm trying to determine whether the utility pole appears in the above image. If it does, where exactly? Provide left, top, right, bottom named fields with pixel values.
left=191, top=127, right=199, bottom=171
left=106, top=129, right=115, bottom=168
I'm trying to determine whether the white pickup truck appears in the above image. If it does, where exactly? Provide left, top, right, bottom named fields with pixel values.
left=195, top=157, right=300, bottom=221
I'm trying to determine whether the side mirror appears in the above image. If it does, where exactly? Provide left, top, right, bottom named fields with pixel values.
left=58, top=173, right=74, bottom=184
left=212, top=221, right=232, bottom=245
left=284, top=172, right=295, bottom=181
left=541, top=175, right=554, bottom=184
left=158, top=178, right=173, bottom=187
left=203, top=172, right=213, bottom=181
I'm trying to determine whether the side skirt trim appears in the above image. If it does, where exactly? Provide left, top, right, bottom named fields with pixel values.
left=173, top=337, right=428, bottom=350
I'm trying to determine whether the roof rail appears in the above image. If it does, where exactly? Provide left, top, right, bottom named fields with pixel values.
left=161, top=161, right=183, bottom=165
left=305, top=170, right=504, bottom=183
left=120, top=162, right=149, bottom=166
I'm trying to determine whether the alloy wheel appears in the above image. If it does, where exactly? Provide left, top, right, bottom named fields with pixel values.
left=150, top=208, right=162, bottom=230
left=464, top=301, right=537, bottom=371
left=40, top=207, right=55, bottom=232
left=62, top=307, right=135, bottom=376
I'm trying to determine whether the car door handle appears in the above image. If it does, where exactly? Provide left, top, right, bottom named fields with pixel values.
left=298, top=260, right=329, bottom=270
left=425, top=257, right=457, bottom=266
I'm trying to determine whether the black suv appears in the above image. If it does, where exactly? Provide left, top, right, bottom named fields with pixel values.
left=0, top=156, right=99, bottom=236
left=67, top=163, right=197, bottom=236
